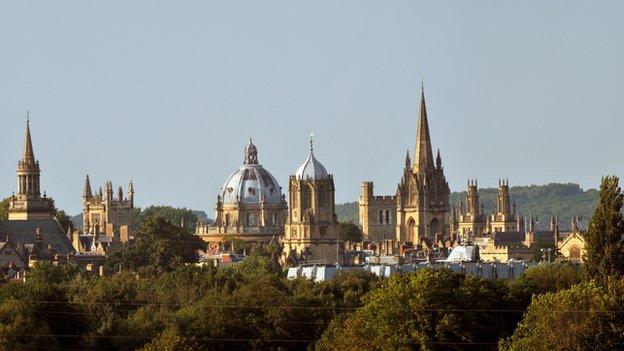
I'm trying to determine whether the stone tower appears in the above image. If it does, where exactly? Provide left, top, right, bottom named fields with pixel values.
left=82, top=175, right=134, bottom=242
left=8, top=118, right=55, bottom=220
left=455, top=180, right=488, bottom=238
left=395, top=85, right=451, bottom=245
left=489, top=179, right=522, bottom=232
left=282, top=137, right=340, bottom=265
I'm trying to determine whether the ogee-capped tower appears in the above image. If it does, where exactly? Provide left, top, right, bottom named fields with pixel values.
left=282, top=136, right=340, bottom=265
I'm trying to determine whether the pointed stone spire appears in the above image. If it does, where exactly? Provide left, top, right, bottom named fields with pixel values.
left=22, top=113, right=35, bottom=162
left=404, top=149, right=411, bottom=169
left=413, top=83, right=434, bottom=174
left=83, top=175, right=93, bottom=198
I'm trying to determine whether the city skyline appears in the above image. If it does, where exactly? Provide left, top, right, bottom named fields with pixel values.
left=1, top=1, right=623, bottom=214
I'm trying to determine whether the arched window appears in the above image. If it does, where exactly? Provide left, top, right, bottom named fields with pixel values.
left=378, top=210, right=383, bottom=224
left=271, top=213, right=278, bottom=226
left=318, top=186, right=326, bottom=208
left=247, top=213, right=257, bottom=227
left=302, top=185, right=312, bottom=211
left=408, top=218, right=416, bottom=244
left=385, top=210, right=391, bottom=224
left=569, top=246, right=581, bottom=261
left=225, top=214, right=231, bottom=227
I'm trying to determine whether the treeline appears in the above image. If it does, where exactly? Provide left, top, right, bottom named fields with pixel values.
left=0, top=177, right=622, bottom=350
left=336, top=183, right=598, bottom=223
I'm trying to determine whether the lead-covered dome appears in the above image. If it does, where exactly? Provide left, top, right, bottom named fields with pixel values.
left=294, top=137, right=329, bottom=180
left=221, top=139, right=283, bottom=204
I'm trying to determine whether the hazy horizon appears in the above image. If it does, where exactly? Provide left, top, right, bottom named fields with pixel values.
left=1, top=1, right=623, bottom=215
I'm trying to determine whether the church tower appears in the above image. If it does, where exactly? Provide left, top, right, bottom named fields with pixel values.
left=8, top=118, right=55, bottom=220
left=395, top=85, right=451, bottom=246
left=282, top=137, right=340, bottom=265
left=489, top=179, right=522, bottom=232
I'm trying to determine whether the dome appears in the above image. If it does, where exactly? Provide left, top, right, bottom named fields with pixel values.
left=294, top=138, right=329, bottom=180
left=221, top=139, right=283, bottom=205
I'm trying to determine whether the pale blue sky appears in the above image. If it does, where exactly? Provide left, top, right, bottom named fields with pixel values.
left=1, top=1, right=622, bottom=215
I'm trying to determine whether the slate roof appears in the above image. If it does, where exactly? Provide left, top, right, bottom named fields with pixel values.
left=492, top=231, right=525, bottom=244
left=0, top=219, right=75, bottom=255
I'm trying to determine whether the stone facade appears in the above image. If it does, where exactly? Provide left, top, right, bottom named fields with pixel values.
left=282, top=139, right=340, bottom=265
left=196, top=140, right=287, bottom=252
left=82, top=176, right=134, bottom=244
left=360, top=85, right=450, bottom=248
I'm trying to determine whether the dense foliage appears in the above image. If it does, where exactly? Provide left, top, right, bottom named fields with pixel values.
left=584, top=176, right=624, bottom=281
left=338, top=222, right=363, bottom=242
left=0, top=197, right=9, bottom=220
left=336, top=183, right=598, bottom=223
left=105, top=216, right=205, bottom=273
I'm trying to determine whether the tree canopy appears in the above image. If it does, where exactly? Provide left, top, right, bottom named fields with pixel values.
left=584, top=176, right=624, bottom=280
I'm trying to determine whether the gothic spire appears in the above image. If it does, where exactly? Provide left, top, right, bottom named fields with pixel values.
left=22, top=115, right=35, bottom=162
left=83, top=175, right=93, bottom=198
left=413, top=83, right=434, bottom=173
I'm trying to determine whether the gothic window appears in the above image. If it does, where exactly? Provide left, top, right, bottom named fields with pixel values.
left=569, top=246, right=581, bottom=261
left=247, top=213, right=257, bottom=227
left=271, top=213, right=277, bottom=226
left=302, top=185, right=312, bottom=211
left=225, top=214, right=231, bottom=227
left=318, top=186, right=326, bottom=208
left=385, top=210, right=391, bottom=224
left=378, top=210, right=383, bottom=224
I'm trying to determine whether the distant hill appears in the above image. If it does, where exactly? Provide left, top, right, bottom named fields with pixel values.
left=336, top=183, right=598, bottom=224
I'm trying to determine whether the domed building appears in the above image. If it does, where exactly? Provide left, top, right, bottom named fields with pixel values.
left=197, top=139, right=287, bottom=252
left=282, top=138, right=341, bottom=265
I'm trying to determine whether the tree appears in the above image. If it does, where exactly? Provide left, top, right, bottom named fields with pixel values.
left=317, top=269, right=516, bottom=351
left=134, top=206, right=199, bottom=233
left=338, top=222, right=363, bottom=242
left=0, top=197, right=10, bottom=220
left=584, top=176, right=624, bottom=280
left=501, top=278, right=624, bottom=350
left=106, top=216, right=206, bottom=272
left=53, top=209, right=73, bottom=232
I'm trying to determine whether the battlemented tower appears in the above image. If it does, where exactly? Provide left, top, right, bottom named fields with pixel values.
left=82, top=176, right=134, bottom=242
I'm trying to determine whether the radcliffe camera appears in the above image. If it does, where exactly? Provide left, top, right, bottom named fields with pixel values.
left=1, top=2, right=623, bottom=350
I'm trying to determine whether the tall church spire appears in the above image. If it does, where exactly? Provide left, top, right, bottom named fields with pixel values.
left=23, top=115, right=36, bottom=162
left=413, top=83, right=434, bottom=174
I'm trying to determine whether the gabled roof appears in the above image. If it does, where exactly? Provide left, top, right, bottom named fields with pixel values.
left=0, top=219, right=75, bottom=255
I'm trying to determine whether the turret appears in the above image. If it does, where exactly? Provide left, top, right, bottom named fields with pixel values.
left=128, top=181, right=135, bottom=206
left=83, top=175, right=93, bottom=199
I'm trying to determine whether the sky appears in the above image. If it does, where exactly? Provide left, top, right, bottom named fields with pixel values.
left=1, top=1, right=623, bottom=215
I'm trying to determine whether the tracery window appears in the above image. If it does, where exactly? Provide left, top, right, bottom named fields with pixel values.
left=302, top=185, right=312, bottom=211
left=247, top=213, right=257, bottom=227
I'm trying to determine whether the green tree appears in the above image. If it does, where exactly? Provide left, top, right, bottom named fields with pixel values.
left=106, top=216, right=205, bottom=272
left=0, top=197, right=10, bottom=220
left=134, top=206, right=199, bottom=233
left=53, top=209, right=73, bottom=232
left=317, top=269, right=515, bottom=351
left=584, top=176, right=624, bottom=280
left=501, top=278, right=624, bottom=350
left=338, top=222, right=363, bottom=242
